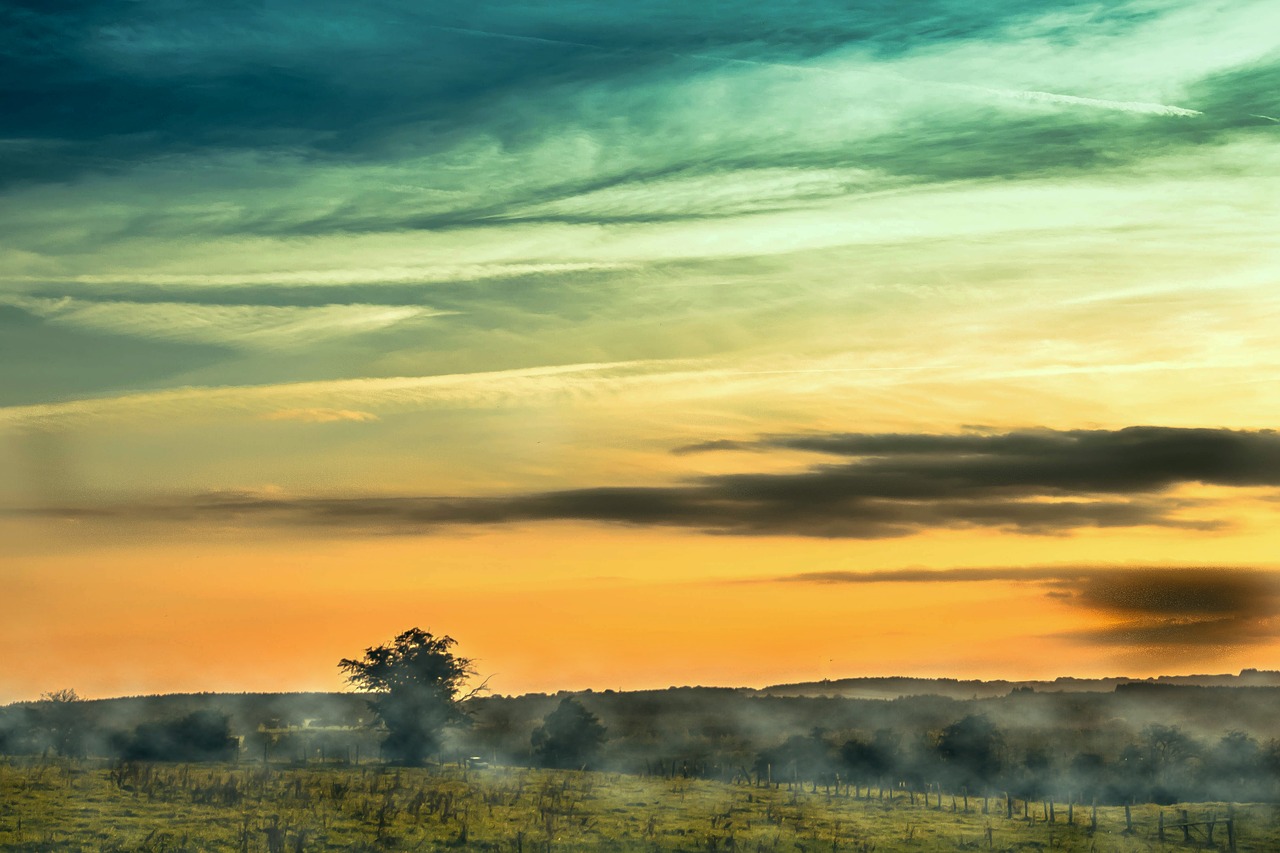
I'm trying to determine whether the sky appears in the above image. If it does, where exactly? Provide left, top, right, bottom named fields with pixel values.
left=3, top=0, right=1280, bottom=702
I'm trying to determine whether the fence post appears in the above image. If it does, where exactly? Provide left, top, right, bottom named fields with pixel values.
left=1091, top=799, right=1097, bottom=832
left=1181, top=809, right=1190, bottom=843
left=1208, top=811, right=1216, bottom=844
left=1158, top=810, right=1165, bottom=842
left=1227, top=817, right=1236, bottom=852
left=1005, top=793, right=1012, bottom=820
left=1124, top=804, right=1132, bottom=834
left=1067, top=801, right=1073, bottom=825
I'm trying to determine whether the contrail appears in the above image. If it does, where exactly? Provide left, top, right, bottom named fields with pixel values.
left=428, top=24, right=1203, bottom=119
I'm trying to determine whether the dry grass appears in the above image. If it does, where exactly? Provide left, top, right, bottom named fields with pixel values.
left=1, top=758, right=1276, bottom=851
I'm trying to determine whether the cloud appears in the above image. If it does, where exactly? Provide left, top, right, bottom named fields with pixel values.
left=681, top=426, right=1280, bottom=494
left=0, top=295, right=450, bottom=349
left=262, top=408, right=379, bottom=424
left=0, top=358, right=676, bottom=427
left=12, top=427, right=1280, bottom=538
left=773, top=564, right=1280, bottom=651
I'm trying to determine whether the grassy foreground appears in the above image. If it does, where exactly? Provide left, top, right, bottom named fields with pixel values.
left=1, top=759, right=1276, bottom=852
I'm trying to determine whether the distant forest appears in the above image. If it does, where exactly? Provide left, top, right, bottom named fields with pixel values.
left=5, top=676, right=1280, bottom=806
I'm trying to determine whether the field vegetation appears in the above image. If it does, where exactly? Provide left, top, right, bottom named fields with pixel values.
left=2, top=757, right=1275, bottom=852
left=4, top=636, right=1279, bottom=850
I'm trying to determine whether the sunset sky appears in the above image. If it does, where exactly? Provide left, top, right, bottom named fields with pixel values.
left=4, top=0, right=1280, bottom=703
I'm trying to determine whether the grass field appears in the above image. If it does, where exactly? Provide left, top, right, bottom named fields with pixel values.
left=2, top=759, right=1276, bottom=852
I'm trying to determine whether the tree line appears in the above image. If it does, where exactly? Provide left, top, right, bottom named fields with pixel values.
left=4, top=628, right=1280, bottom=807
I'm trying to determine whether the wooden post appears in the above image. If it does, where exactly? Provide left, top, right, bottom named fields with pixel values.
left=982, top=795, right=988, bottom=815
left=1227, top=818, right=1236, bottom=852
left=1048, top=800, right=1054, bottom=823
left=1181, top=809, right=1191, bottom=843
left=1067, top=801, right=1073, bottom=825
left=1208, top=811, right=1216, bottom=844
left=1091, top=799, right=1097, bottom=832
left=1005, top=793, right=1012, bottom=820
left=1158, top=811, right=1165, bottom=842
left=1124, top=804, right=1132, bottom=834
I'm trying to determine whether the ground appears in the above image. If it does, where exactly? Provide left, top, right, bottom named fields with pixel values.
left=1, top=759, right=1275, bottom=851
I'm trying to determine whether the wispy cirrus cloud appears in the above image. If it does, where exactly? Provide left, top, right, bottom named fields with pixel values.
left=0, top=295, right=451, bottom=349
left=262, top=408, right=379, bottom=424
left=0, top=359, right=675, bottom=427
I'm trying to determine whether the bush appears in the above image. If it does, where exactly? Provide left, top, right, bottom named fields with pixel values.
left=120, top=710, right=238, bottom=762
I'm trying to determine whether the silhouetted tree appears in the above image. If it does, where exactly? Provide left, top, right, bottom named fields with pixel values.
left=756, top=728, right=838, bottom=785
left=120, top=710, right=237, bottom=762
left=1068, top=751, right=1108, bottom=800
left=935, top=715, right=1002, bottom=790
left=1204, top=730, right=1261, bottom=801
left=339, top=627, right=483, bottom=766
left=1142, top=723, right=1201, bottom=803
left=532, top=697, right=608, bottom=769
left=38, top=688, right=86, bottom=758
left=1014, top=744, right=1053, bottom=799
left=1107, top=742, right=1151, bottom=804
left=840, top=728, right=899, bottom=786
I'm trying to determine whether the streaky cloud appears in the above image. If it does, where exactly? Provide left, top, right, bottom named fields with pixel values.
left=263, top=408, right=379, bottom=424
left=775, top=565, right=1280, bottom=651
left=11, top=427, right=1280, bottom=539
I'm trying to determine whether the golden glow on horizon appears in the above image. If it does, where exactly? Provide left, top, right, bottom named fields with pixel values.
left=5, top=521, right=1279, bottom=703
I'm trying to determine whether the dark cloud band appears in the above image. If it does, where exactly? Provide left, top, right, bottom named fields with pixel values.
left=13, top=426, right=1280, bottom=538
left=774, top=565, right=1280, bottom=651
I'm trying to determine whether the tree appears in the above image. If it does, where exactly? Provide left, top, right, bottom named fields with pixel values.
left=38, top=688, right=86, bottom=758
left=339, top=627, right=483, bottom=766
left=120, top=710, right=238, bottom=762
left=532, top=697, right=608, bottom=770
left=840, top=728, right=899, bottom=786
left=755, top=728, right=838, bottom=786
left=935, top=715, right=1002, bottom=790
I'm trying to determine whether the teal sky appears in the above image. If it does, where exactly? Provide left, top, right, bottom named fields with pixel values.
left=3, top=1, right=1280, bottom=699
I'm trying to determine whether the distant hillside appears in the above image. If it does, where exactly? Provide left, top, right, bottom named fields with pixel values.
left=7, top=679, right=1280, bottom=805
left=755, top=669, right=1280, bottom=699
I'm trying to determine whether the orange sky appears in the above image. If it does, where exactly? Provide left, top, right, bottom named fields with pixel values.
left=4, top=0, right=1280, bottom=704
left=5, top=516, right=1279, bottom=703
